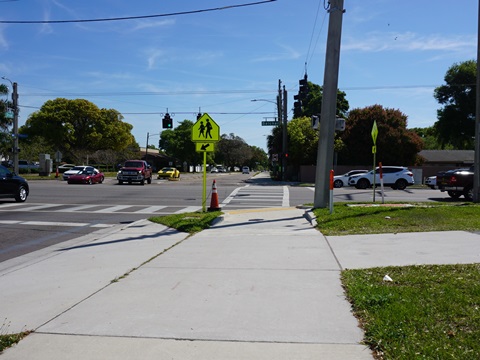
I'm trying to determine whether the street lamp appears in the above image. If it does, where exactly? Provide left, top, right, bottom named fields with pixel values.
left=1, top=76, right=19, bottom=175
left=145, top=132, right=161, bottom=164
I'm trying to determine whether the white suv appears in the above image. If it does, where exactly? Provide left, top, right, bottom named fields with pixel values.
left=348, top=166, right=414, bottom=190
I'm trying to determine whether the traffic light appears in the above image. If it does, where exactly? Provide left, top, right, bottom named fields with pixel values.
left=299, top=74, right=309, bottom=99
left=162, top=113, right=173, bottom=129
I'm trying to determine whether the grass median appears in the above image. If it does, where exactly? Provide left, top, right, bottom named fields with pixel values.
left=312, top=202, right=480, bottom=359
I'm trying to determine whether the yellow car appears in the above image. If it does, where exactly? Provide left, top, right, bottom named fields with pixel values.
left=157, top=167, right=180, bottom=179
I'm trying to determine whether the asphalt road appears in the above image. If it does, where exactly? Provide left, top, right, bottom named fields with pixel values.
left=0, top=171, right=452, bottom=263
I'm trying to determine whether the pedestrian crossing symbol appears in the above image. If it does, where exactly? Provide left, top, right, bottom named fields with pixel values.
left=192, top=113, right=220, bottom=142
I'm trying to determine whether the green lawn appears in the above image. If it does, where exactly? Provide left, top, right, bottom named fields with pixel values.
left=314, top=202, right=480, bottom=359
left=313, top=202, right=480, bottom=235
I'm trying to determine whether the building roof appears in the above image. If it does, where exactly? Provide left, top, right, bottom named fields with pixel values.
left=419, top=150, right=474, bottom=164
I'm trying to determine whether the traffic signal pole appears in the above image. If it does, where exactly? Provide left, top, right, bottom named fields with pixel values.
left=314, top=0, right=344, bottom=208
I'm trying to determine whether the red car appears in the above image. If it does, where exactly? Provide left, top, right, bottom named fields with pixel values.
left=67, top=167, right=104, bottom=185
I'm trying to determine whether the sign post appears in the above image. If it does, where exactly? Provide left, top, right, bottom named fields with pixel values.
left=371, top=120, right=378, bottom=202
left=192, top=113, right=220, bottom=211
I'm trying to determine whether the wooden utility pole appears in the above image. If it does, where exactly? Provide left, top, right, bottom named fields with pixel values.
left=314, top=0, right=345, bottom=208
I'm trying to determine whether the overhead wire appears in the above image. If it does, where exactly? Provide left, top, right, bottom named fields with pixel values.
left=0, top=0, right=277, bottom=24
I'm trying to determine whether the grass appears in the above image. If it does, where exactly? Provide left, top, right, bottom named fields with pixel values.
left=313, top=202, right=480, bottom=359
left=342, top=264, right=480, bottom=359
left=312, top=202, right=480, bottom=236
left=149, top=211, right=223, bottom=234
left=0, top=320, right=29, bottom=353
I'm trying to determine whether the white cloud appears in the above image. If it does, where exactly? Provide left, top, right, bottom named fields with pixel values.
left=145, top=49, right=165, bottom=70
left=0, top=25, right=8, bottom=49
left=130, top=19, right=175, bottom=32
left=251, top=44, right=301, bottom=63
left=343, top=31, right=476, bottom=54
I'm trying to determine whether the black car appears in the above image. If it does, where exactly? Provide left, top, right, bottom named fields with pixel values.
left=0, top=165, right=29, bottom=202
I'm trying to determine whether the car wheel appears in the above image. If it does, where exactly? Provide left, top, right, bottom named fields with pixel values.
left=100, top=176, right=104, bottom=183
left=356, top=178, right=369, bottom=189
left=15, top=185, right=28, bottom=202
left=333, top=179, right=343, bottom=188
left=118, top=180, right=123, bottom=185
left=464, top=186, right=473, bottom=201
left=395, top=179, right=408, bottom=190
left=447, top=191, right=461, bottom=199
left=141, top=179, right=145, bottom=185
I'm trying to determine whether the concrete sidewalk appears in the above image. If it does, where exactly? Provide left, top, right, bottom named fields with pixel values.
left=2, top=207, right=480, bottom=359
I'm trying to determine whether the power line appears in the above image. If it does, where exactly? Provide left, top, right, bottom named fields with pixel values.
left=0, top=1, right=276, bottom=24
left=21, top=89, right=277, bottom=97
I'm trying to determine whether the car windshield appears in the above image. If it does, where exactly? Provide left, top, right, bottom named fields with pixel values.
left=124, top=161, right=143, bottom=167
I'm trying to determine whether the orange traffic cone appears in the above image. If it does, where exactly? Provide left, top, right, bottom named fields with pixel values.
left=208, top=179, right=221, bottom=212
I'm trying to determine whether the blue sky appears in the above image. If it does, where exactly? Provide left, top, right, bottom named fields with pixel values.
left=0, top=0, right=477, bottom=152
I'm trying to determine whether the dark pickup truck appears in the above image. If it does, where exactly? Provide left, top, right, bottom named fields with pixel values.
left=436, top=166, right=474, bottom=201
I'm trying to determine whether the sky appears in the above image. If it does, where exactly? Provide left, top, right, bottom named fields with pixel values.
left=0, top=0, right=478, bottom=153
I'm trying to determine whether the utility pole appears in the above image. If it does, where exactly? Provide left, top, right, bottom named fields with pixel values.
left=313, top=0, right=345, bottom=208
left=12, top=82, right=19, bottom=175
left=474, top=0, right=480, bottom=202
left=277, top=80, right=285, bottom=180
left=283, top=84, right=288, bottom=179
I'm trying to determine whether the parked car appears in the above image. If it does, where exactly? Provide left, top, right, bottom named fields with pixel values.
left=333, top=169, right=368, bottom=188
left=0, top=164, right=29, bottom=202
left=210, top=167, right=219, bottom=173
left=436, top=166, right=473, bottom=200
left=348, top=166, right=414, bottom=190
left=18, top=160, right=40, bottom=171
left=58, top=163, right=76, bottom=173
left=67, top=167, right=104, bottom=184
left=242, top=166, right=250, bottom=174
left=63, top=165, right=100, bottom=181
left=425, top=176, right=437, bottom=189
left=157, top=167, right=180, bottom=179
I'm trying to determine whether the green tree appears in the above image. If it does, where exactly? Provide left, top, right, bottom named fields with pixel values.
left=20, top=98, right=136, bottom=163
left=293, top=81, right=349, bottom=119
left=434, top=60, right=476, bottom=149
left=339, top=105, right=423, bottom=166
left=287, top=116, right=318, bottom=166
left=159, top=120, right=206, bottom=166
left=215, top=133, right=252, bottom=168
left=410, top=126, right=453, bottom=150
left=0, top=84, right=13, bottom=159
left=247, top=145, right=268, bottom=170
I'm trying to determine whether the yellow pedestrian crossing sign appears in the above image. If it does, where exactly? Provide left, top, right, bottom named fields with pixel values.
left=192, top=113, right=220, bottom=142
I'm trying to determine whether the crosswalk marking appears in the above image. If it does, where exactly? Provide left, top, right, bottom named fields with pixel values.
left=0, top=185, right=290, bottom=215
left=134, top=206, right=167, bottom=214
left=94, top=205, right=133, bottom=213
left=62, top=205, right=100, bottom=212
left=0, top=220, right=113, bottom=228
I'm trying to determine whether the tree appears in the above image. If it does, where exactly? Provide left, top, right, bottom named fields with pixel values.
left=410, top=126, right=453, bottom=150
left=20, top=98, right=136, bottom=163
left=215, top=133, right=252, bottom=168
left=0, top=84, right=13, bottom=159
left=247, top=145, right=269, bottom=170
left=339, top=105, right=423, bottom=166
left=434, top=60, right=476, bottom=149
left=287, top=116, right=318, bottom=166
left=159, top=120, right=206, bottom=166
left=293, top=81, right=349, bottom=119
